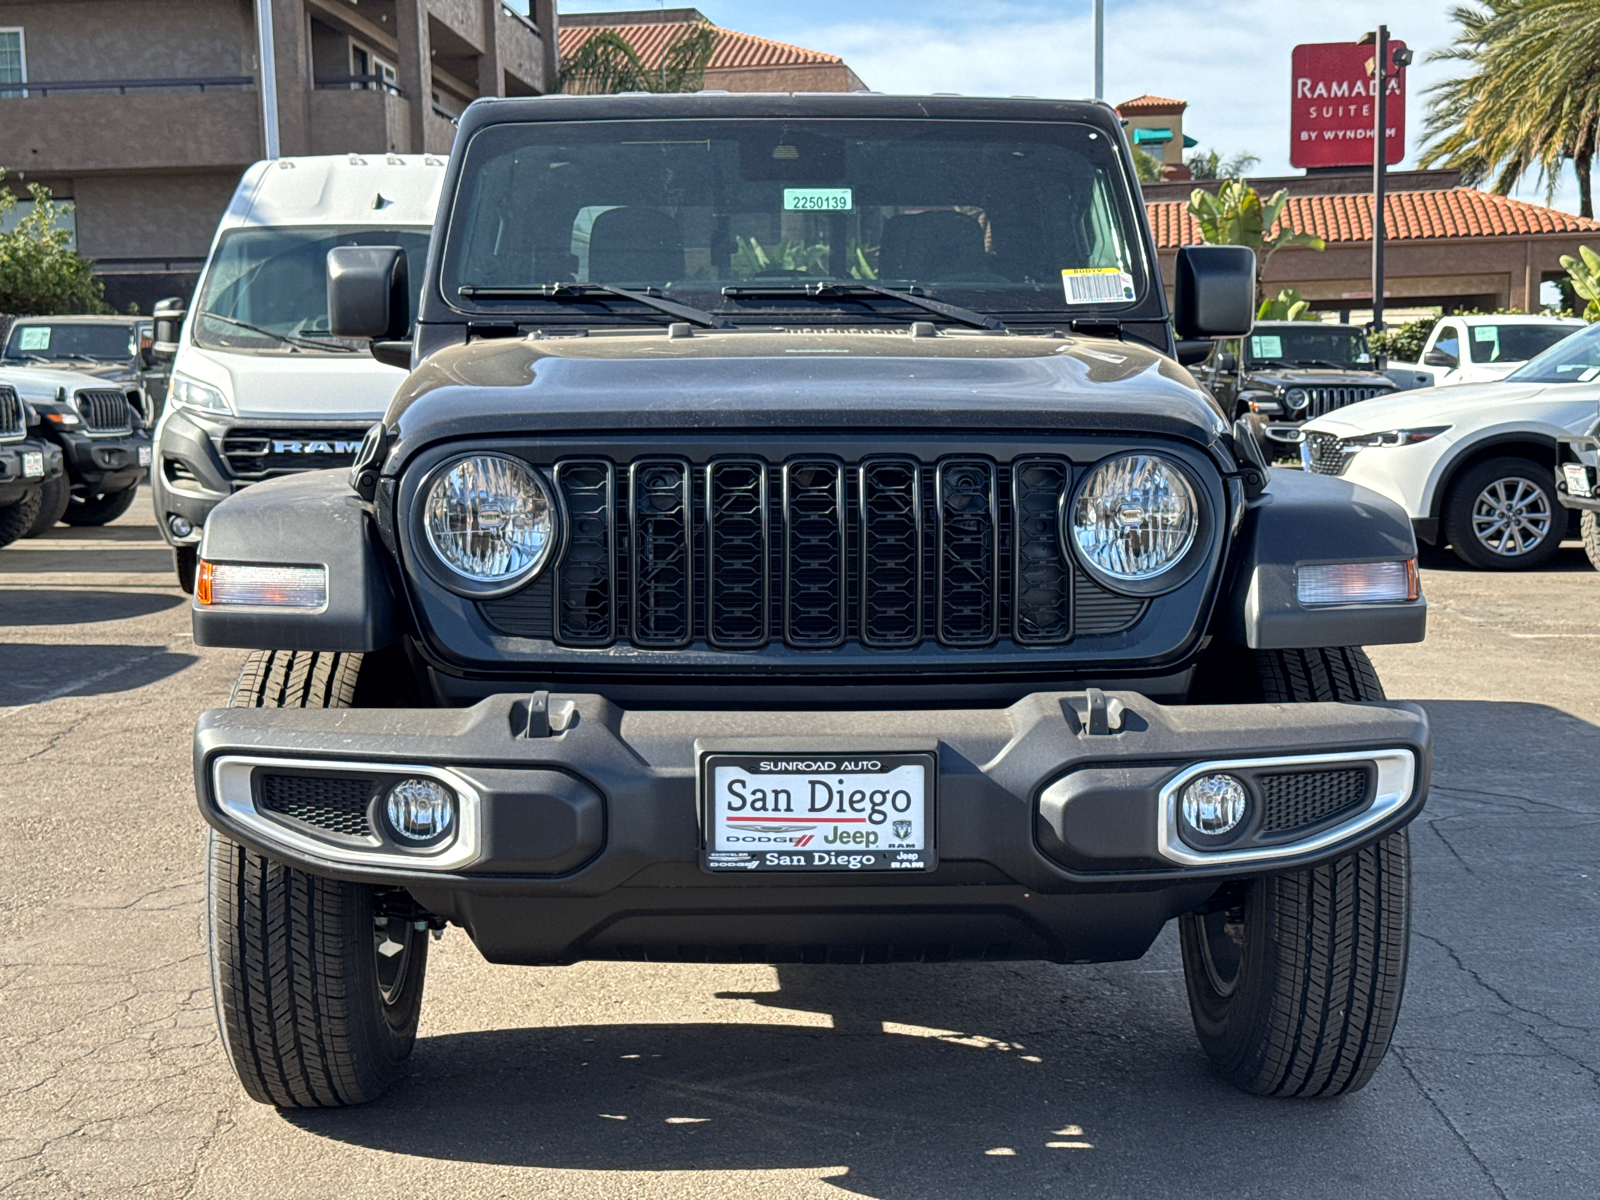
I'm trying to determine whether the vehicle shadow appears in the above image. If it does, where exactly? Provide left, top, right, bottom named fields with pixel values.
left=1419, top=539, right=1593, bottom=573
left=0, top=643, right=197, bottom=705
left=0, top=588, right=183, bottom=625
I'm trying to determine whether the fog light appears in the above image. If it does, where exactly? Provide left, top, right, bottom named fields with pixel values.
left=168, top=514, right=194, bottom=539
left=1180, top=774, right=1248, bottom=837
left=385, top=778, right=455, bottom=843
left=196, top=562, right=326, bottom=608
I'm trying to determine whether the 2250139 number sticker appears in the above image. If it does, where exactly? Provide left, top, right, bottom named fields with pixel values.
left=783, top=187, right=854, bottom=212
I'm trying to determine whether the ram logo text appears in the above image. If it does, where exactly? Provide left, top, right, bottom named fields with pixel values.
left=271, top=440, right=363, bottom=455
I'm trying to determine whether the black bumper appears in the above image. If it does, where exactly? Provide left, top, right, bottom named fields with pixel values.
left=52, top=426, right=150, bottom=494
left=195, top=690, right=1431, bottom=965
left=0, top=439, right=65, bottom=506
left=1555, top=433, right=1600, bottom=513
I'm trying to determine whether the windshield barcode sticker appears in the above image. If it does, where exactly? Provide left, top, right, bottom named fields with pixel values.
left=1062, top=267, right=1135, bottom=305
left=784, top=187, right=853, bottom=212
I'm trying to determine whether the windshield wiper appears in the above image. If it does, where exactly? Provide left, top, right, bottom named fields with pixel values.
left=1291, top=358, right=1356, bottom=371
left=457, top=282, right=733, bottom=329
left=197, top=311, right=332, bottom=353
left=722, top=281, right=1005, bottom=331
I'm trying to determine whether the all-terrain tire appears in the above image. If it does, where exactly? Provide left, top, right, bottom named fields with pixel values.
left=0, top=488, right=43, bottom=548
left=1582, top=511, right=1600, bottom=573
left=173, top=545, right=198, bottom=595
left=63, top=483, right=139, bottom=526
left=1179, top=646, right=1412, bottom=1097
left=208, top=650, right=427, bottom=1107
left=23, top=473, right=70, bottom=537
left=1442, top=456, right=1562, bottom=571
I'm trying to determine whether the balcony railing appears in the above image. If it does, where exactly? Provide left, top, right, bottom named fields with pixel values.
left=0, top=76, right=253, bottom=98
left=314, top=74, right=405, bottom=97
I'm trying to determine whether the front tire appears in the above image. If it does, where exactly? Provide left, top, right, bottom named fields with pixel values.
left=207, top=650, right=428, bottom=1107
left=23, top=474, right=70, bottom=537
left=63, top=483, right=139, bottom=526
left=1582, top=511, right=1600, bottom=572
left=1443, top=457, right=1561, bottom=570
left=0, top=489, right=43, bottom=549
left=1180, top=647, right=1411, bottom=1097
left=173, top=545, right=198, bottom=594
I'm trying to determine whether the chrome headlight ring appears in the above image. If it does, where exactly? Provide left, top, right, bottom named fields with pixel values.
left=411, top=452, right=563, bottom=599
left=1061, top=452, right=1212, bottom=597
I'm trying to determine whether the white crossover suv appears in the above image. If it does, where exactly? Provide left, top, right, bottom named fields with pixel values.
left=1301, top=322, right=1600, bottom=570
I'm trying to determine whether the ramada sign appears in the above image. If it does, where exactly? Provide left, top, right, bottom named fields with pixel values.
left=1290, top=41, right=1406, bottom=170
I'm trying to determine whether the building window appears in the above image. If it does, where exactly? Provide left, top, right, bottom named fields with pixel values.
left=0, top=28, right=26, bottom=99
left=352, top=45, right=399, bottom=94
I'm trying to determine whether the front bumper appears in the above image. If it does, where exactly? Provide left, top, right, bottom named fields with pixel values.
left=1556, top=432, right=1600, bottom=513
left=52, top=426, right=151, bottom=494
left=0, top=439, right=65, bottom=506
left=195, top=690, right=1431, bottom=965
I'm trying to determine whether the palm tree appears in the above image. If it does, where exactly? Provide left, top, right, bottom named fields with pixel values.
left=1419, top=0, right=1600, bottom=218
left=558, top=22, right=718, bottom=95
left=1185, top=149, right=1261, bottom=180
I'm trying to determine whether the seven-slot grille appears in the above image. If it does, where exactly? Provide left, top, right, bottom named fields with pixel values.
left=0, top=385, right=21, bottom=441
left=489, top=455, right=1144, bottom=652
left=1303, top=431, right=1354, bottom=476
left=74, top=389, right=133, bottom=434
left=1299, top=386, right=1392, bottom=420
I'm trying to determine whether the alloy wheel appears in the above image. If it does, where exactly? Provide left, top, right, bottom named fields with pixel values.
left=1471, top=477, right=1551, bottom=557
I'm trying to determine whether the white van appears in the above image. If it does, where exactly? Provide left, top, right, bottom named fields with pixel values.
left=152, top=153, right=445, bottom=590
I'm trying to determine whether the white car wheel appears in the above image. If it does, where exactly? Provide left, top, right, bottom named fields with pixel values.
left=1470, top=476, right=1553, bottom=557
left=1444, top=457, right=1563, bottom=571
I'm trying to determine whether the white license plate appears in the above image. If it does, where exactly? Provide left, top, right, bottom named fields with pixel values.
left=1564, top=463, right=1593, bottom=498
left=22, top=451, right=44, bottom=478
left=138, top=445, right=152, bottom=467
left=701, top=752, right=936, bottom=872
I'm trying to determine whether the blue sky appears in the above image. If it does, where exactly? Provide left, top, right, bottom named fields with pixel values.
left=540, top=0, right=1584, bottom=214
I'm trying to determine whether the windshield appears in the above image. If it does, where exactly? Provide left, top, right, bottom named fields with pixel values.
left=194, top=226, right=431, bottom=354
left=1245, top=327, right=1371, bottom=369
left=1465, top=322, right=1578, bottom=364
left=442, top=118, right=1151, bottom=323
left=1505, top=322, right=1600, bottom=383
left=4, top=322, right=135, bottom=362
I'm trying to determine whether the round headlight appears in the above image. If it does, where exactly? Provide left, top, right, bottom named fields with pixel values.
left=1283, top=387, right=1309, bottom=411
left=423, top=454, right=557, bottom=591
left=1067, top=454, right=1199, bottom=591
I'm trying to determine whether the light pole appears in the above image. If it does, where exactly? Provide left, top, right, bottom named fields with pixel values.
left=1094, top=0, right=1105, bottom=102
left=1360, top=27, right=1413, bottom=336
left=256, top=0, right=280, bottom=159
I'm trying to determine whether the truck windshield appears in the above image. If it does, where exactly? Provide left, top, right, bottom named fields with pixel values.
left=442, top=117, right=1151, bottom=322
left=1245, top=327, right=1371, bottom=369
left=1505, top=322, right=1600, bottom=383
left=1464, top=322, right=1579, bottom=364
left=194, top=227, right=431, bottom=354
left=3, top=322, right=135, bottom=362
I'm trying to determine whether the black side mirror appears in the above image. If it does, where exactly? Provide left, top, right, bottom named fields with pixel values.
left=150, top=297, right=185, bottom=362
left=1424, top=349, right=1458, bottom=368
left=1217, top=350, right=1239, bottom=374
left=1173, top=245, right=1256, bottom=340
left=328, top=245, right=410, bottom=338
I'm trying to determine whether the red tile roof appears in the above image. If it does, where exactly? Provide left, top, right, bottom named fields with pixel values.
left=1147, top=187, right=1600, bottom=249
left=558, top=21, right=845, bottom=71
left=1117, top=94, right=1187, bottom=113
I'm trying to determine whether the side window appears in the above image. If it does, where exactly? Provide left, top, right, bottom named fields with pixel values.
left=1434, top=325, right=1461, bottom=362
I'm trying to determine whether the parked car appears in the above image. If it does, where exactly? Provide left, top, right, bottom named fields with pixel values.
left=0, top=385, right=66, bottom=548
left=2, top=313, right=168, bottom=421
left=1385, top=314, right=1584, bottom=389
left=188, top=93, right=1433, bottom=1108
left=150, top=153, right=444, bottom=591
left=1202, top=321, right=1397, bottom=447
left=1555, top=420, right=1600, bottom=570
left=0, top=364, right=151, bottom=534
left=1302, top=321, right=1600, bottom=569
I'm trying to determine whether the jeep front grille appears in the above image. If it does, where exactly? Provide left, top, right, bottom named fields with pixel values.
left=0, top=385, right=22, bottom=442
left=1304, top=431, right=1354, bottom=476
left=220, top=428, right=370, bottom=480
left=1300, top=386, right=1391, bottom=419
left=75, top=389, right=133, bottom=434
left=485, top=455, right=1144, bottom=651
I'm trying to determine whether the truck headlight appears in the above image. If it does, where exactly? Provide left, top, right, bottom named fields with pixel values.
left=422, top=454, right=558, bottom=593
left=169, top=374, right=231, bottom=414
left=1282, top=387, right=1309, bottom=411
left=1066, top=454, right=1200, bottom=594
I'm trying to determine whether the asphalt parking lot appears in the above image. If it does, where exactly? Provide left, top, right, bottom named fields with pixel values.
left=1, top=490, right=1596, bottom=1200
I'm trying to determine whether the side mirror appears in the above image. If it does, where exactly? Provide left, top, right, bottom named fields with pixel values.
left=151, top=297, right=185, bottom=362
left=1217, top=350, right=1239, bottom=374
left=1424, top=349, right=1458, bottom=368
left=328, top=245, right=410, bottom=341
left=1173, top=245, right=1256, bottom=340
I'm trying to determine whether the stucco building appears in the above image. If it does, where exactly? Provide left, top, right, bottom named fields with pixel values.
left=0, top=0, right=559, bottom=310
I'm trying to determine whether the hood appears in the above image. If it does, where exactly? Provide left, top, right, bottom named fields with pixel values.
left=0, top=364, right=129, bottom=402
left=1245, top=368, right=1394, bottom=388
left=178, top=345, right=407, bottom=418
left=1303, top=378, right=1600, bottom=436
left=387, top=328, right=1229, bottom=465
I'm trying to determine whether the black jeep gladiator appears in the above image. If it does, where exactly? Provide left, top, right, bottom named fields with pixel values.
left=0, top=385, right=67, bottom=548
left=189, top=93, right=1430, bottom=1107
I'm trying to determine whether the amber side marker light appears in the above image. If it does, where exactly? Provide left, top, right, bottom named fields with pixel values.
left=196, top=561, right=327, bottom=608
left=1297, top=559, right=1420, bottom=606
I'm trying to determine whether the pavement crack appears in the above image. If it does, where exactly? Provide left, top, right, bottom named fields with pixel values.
left=1394, top=1047, right=1509, bottom=1200
left=1426, top=818, right=1476, bottom=874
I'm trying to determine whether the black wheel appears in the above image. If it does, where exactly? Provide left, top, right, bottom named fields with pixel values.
left=1442, top=457, right=1562, bottom=570
left=1179, top=647, right=1411, bottom=1097
left=0, top=488, right=42, bottom=549
left=173, top=545, right=198, bottom=595
left=62, top=483, right=139, bottom=526
left=207, top=650, right=428, bottom=1107
left=23, top=473, right=70, bottom=537
left=1582, top=511, right=1600, bottom=573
